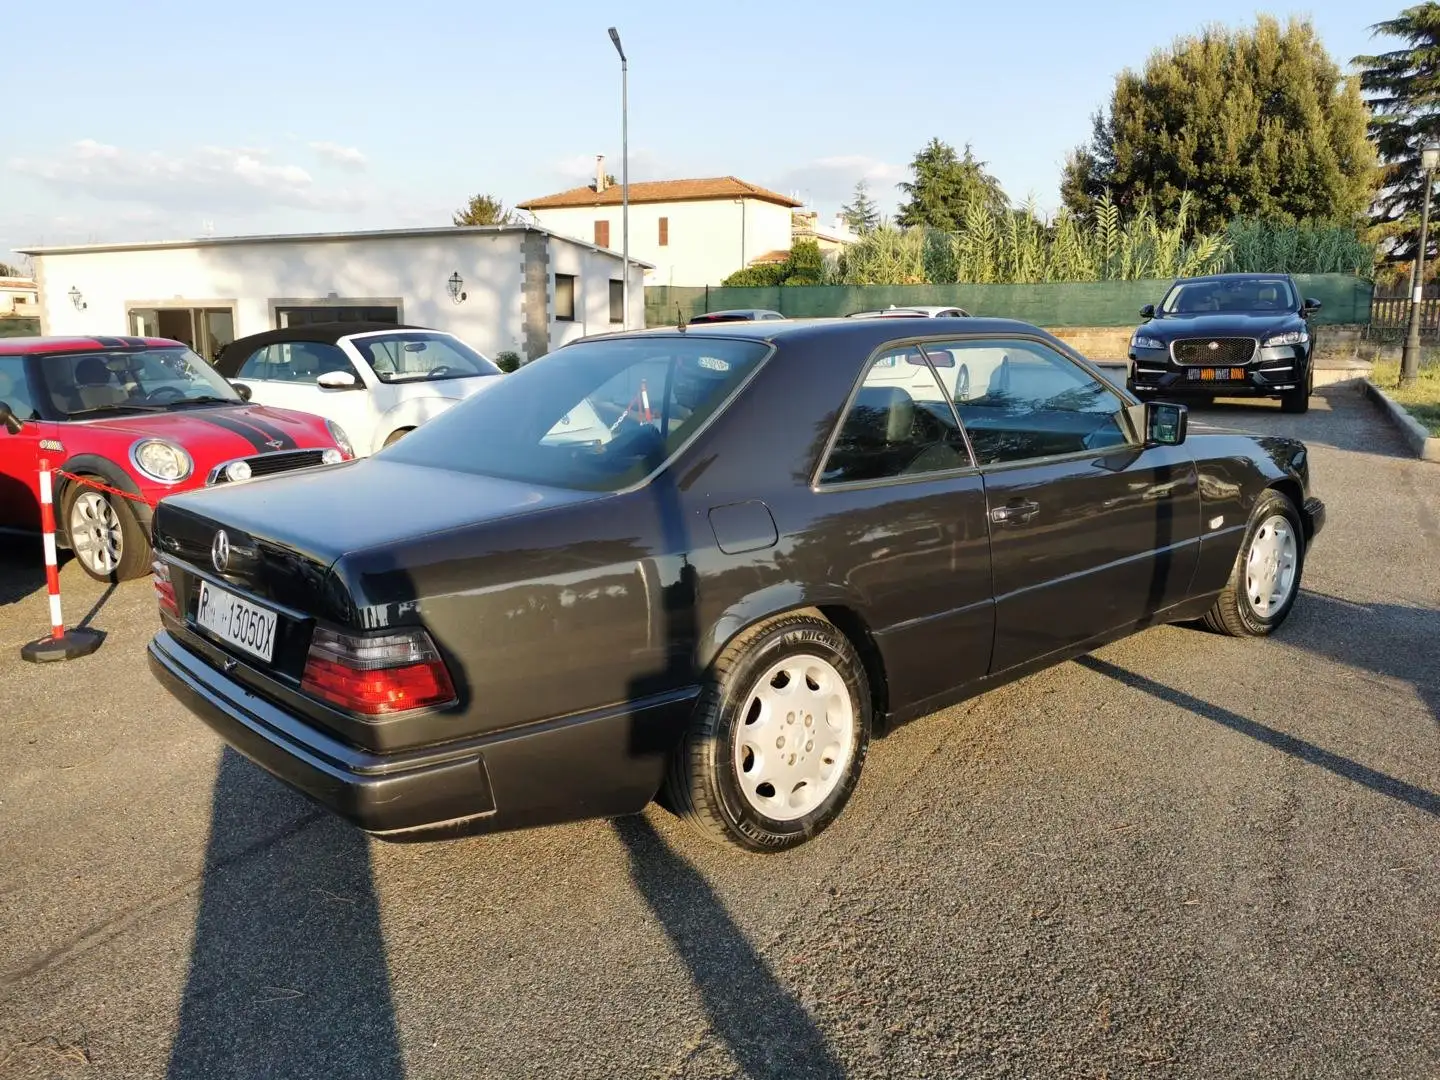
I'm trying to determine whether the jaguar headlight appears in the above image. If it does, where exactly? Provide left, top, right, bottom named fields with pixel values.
left=132, top=439, right=193, bottom=483
left=1262, top=329, right=1309, bottom=347
left=1131, top=334, right=1165, bottom=350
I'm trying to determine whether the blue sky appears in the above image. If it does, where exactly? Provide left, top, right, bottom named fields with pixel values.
left=2, top=0, right=1398, bottom=264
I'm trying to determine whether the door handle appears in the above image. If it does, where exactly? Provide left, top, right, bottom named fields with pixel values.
left=989, top=499, right=1040, bottom=525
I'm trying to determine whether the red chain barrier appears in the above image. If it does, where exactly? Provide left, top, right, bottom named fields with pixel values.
left=52, top=468, right=157, bottom=508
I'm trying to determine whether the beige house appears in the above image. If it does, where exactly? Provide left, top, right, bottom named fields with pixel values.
left=0, top=278, right=38, bottom=316
left=519, top=166, right=800, bottom=287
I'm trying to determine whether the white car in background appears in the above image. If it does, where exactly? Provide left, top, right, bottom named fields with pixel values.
left=215, top=322, right=504, bottom=456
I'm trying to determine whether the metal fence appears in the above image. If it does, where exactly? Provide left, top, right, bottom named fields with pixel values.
left=644, top=274, right=1374, bottom=329
left=1366, top=289, right=1440, bottom=341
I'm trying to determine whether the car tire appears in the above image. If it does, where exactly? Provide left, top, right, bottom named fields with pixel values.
left=1280, top=367, right=1312, bottom=414
left=382, top=427, right=413, bottom=448
left=664, top=611, right=872, bottom=852
left=1202, top=489, right=1305, bottom=637
left=62, top=481, right=150, bottom=582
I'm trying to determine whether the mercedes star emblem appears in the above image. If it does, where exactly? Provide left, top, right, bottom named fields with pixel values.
left=211, top=529, right=231, bottom=573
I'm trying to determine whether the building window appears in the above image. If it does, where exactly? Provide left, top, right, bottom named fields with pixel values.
left=595, top=221, right=610, bottom=248
left=609, top=280, right=625, bottom=324
left=658, top=217, right=669, bottom=247
left=555, top=274, right=576, bottom=321
left=275, top=305, right=399, bottom=328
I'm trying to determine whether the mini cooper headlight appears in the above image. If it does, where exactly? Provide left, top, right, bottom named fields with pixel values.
left=1262, top=329, right=1309, bottom=347
left=324, top=419, right=354, bottom=458
left=321, top=448, right=344, bottom=465
left=1131, top=334, right=1165, bottom=350
left=132, top=439, right=193, bottom=483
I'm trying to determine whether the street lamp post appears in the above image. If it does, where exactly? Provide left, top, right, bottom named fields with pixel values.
left=1401, top=143, right=1440, bottom=388
left=607, top=27, right=629, bottom=331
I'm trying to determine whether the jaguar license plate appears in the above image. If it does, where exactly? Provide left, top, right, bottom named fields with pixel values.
left=196, top=580, right=278, bottom=663
left=1188, top=367, right=1247, bottom=381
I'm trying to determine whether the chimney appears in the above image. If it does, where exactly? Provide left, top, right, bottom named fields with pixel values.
left=596, top=155, right=606, bottom=192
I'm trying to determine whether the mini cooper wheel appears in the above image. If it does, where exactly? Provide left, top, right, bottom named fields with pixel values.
left=63, top=483, right=149, bottom=582
left=1203, top=490, right=1304, bottom=637
left=665, top=612, right=871, bottom=852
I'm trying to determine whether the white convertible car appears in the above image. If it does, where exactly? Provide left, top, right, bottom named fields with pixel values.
left=215, top=322, right=505, bottom=456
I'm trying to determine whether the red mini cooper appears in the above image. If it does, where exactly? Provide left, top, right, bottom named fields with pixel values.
left=0, top=335, right=352, bottom=581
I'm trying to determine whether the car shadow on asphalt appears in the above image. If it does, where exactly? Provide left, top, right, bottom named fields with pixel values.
left=1194, top=385, right=1411, bottom=458
left=613, top=816, right=846, bottom=1079
left=0, top=538, right=46, bottom=607
left=1076, top=655, right=1439, bottom=818
left=165, top=748, right=404, bottom=1080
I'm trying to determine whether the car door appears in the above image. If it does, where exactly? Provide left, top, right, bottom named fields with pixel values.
left=810, top=345, right=994, bottom=708
left=0, top=354, right=45, bottom=531
left=941, top=336, right=1201, bottom=674
left=234, top=342, right=376, bottom=450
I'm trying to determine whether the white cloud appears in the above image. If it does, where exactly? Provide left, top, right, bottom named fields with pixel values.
left=309, top=141, right=368, bottom=170
left=8, top=140, right=368, bottom=216
left=770, top=155, right=907, bottom=212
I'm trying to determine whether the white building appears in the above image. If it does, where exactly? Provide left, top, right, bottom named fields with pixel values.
left=0, top=278, right=38, bottom=315
left=18, top=225, right=649, bottom=363
left=519, top=166, right=801, bottom=287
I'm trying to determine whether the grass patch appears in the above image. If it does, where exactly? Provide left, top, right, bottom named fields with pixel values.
left=1371, top=358, right=1440, bottom=436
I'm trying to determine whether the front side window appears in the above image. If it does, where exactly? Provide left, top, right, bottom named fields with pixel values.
left=236, top=342, right=358, bottom=384
left=946, top=339, right=1128, bottom=465
left=1161, top=277, right=1296, bottom=314
left=38, top=347, right=241, bottom=418
left=349, top=332, right=500, bottom=383
left=380, top=336, right=771, bottom=492
left=609, top=281, right=625, bottom=324
left=0, top=357, right=37, bottom=420
left=820, top=347, right=970, bottom=485
left=555, top=275, right=576, bottom=321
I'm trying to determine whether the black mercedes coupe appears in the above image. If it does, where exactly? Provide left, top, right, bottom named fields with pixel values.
left=1127, top=273, right=1321, bottom=413
left=147, top=317, right=1325, bottom=852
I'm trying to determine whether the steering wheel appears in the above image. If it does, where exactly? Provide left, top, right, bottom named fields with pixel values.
left=145, top=386, right=186, bottom=402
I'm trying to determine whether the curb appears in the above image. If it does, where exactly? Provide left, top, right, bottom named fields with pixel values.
left=1362, top=379, right=1440, bottom=462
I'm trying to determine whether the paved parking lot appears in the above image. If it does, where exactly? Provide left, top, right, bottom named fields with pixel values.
left=1, top=383, right=1436, bottom=1080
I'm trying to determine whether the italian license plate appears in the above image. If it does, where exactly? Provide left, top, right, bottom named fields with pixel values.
left=196, top=580, right=278, bottom=663
left=1188, top=367, right=1246, bottom=381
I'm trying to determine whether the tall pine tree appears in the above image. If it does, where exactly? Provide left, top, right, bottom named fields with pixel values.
left=840, top=180, right=880, bottom=233
left=895, top=139, right=1008, bottom=231
left=1356, top=4, right=1440, bottom=263
left=1065, top=16, right=1376, bottom=232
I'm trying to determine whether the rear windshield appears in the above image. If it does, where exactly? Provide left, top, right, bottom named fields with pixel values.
left=348, top=332, right=501, bottom=382
left=380, top=336, right=771, bottom=491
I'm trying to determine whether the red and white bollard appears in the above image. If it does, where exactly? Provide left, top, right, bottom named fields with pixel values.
left=20, top=458, right=103, bottom=663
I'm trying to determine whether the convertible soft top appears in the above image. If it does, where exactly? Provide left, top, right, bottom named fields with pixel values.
left=214, top=322, right=424, bottom=377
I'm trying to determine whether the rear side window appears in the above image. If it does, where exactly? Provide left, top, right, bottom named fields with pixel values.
left=237, top=342, right=357, bottom=383
left=820, top=348, right=971, bottom=485
left=0, top=357, right=37, bottom=420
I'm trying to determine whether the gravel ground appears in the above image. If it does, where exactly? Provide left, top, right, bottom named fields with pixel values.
left=0, top=382, right=1435, bottom=1080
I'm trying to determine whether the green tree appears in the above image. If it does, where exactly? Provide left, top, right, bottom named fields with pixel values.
left=1073, top=16, right=1377, bottom=231
left=720, top=239, right=827, bottom=287
left=840, top=180, right=880, bottom=233
left=1355, top=4, right=1440, bottom=262
left=0, top=261, right=23, bottom=277
left=452, top=193, right=513, bottom=226
left=895, top=139, right=1008, bottom=231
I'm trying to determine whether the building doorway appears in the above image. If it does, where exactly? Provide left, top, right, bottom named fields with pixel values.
left=129, top=307, right=235, bottom=362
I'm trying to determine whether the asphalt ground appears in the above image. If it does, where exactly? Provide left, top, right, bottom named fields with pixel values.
left=0, top=382, right=1436, bottom=1080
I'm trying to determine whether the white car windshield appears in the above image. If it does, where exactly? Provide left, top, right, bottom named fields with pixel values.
left=349, top=332, right=501, bottom=383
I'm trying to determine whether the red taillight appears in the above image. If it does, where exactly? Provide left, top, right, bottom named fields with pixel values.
left=300, top=627, right=456, bottom=716
left=153, top=560, right=178, bottom=617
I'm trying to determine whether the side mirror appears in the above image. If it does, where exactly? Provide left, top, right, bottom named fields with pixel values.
left=1122, top=400, right=1187, bottom=447
left=229, top=381, right=252, bottom=402
left=0, top=402, right=23, bottom=436
left=317, top=370, right=360, bottom=390
left=1139, top=304, right=1155, bottom=319
left=1303, top=297, right=1322, bottom=313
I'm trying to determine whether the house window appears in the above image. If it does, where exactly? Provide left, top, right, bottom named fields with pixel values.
left=595, top=221, right=610, bottom=247
left=658, top=217, right=669, bottom=246
left=555, top=274, right=576, bottom=321
left=275, top=305, right=399, bottom=328
left=609, top=280, right=624, bottom=324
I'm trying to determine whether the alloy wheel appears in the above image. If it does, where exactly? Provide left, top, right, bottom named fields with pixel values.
left=69, top=491, right=123, bottom=576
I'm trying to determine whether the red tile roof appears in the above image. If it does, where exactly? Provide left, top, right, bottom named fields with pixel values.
left=0, top=279, right=37, bottom=289
left=749, top=249, right=792, bottom=265
left=519, top=176, right=802, bottom=210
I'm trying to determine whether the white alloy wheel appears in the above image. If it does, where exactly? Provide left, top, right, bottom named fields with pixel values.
left=1244, top=513, right=1298, bottom=618
left=69, top=491, right=123, bottom=576
left=731, top=653, right=857, bottom=821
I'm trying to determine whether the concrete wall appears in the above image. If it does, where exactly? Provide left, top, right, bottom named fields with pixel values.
left=529, top=198, right=793, bottom=287
left=30, top=230, right=645, bottom=361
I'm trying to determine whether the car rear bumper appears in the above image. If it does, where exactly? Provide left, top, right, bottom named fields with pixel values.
left=147, top=629, right=698, bottom=841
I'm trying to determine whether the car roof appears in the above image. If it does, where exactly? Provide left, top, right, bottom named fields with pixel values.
left=214, top=321, right=429, bottom=375
left=689, top=309, right=785, bottom=319
left=0, top=335, right=182, bottom=357
left=1169, top=272, right=1295, bottom=285
left=848, top=306, right=966, bottom=317
left=573, top=316, right=1053, bottom=350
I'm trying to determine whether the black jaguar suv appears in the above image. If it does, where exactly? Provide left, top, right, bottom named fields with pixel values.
left=1127, top=273, right=1320, bottom=414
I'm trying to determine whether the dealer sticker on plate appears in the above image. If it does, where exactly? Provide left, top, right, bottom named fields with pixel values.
left=196, top=580, right=278, bottom=663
